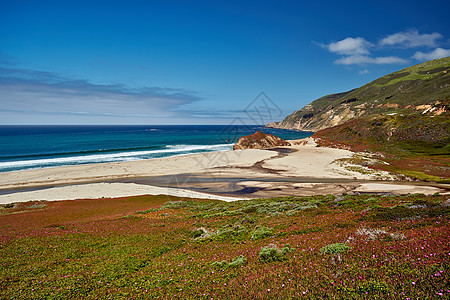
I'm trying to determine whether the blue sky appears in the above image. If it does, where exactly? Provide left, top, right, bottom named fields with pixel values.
left=1, top=0, right=449, bottom=125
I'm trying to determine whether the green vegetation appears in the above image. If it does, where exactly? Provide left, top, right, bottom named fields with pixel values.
left=320, top=242, right=351, bottom=265
left=1, top=194, right=449, bottom=299
left=268, top=57, right=450, bottom=181
left=373, top=57, right=450, bottom=87
left=398, top=170, right=446, bottom=183
left=250, top=226, right=273, bottom=240
left=259, top=244, right=292, bottom=262
left=211, top=255, right=247, bottom=268
left=320, top=242, right=350, bottom=255
left=272, top=57, right=450, bottom=131
left=314, top=114, right=450, bottom=182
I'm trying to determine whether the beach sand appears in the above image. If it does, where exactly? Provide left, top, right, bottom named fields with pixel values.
left=0, top=137, right=448, bottom=204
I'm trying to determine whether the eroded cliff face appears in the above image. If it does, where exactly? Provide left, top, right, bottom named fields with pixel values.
left=267, top=57, right=450, bottom=132
left=268, top=105, right=362, bottom=131
left=269, top=100, right=449, bottom=132
left=233, top=131, right=291, bottom=150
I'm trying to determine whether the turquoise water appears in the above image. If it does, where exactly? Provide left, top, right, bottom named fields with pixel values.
left=0, top=125, right=313, bottom=172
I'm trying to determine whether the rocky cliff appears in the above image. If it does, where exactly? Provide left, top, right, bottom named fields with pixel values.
left=267, top=57, right=450, bottom=132
left=233, top=131, right=291, bottom=150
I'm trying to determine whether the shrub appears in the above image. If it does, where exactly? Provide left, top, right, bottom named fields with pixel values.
left=211, top=255, right=246, bottom=268
left=259, top=244, right=292, bottom=262
left=259, top=244, right=283, bottom=262
left=215, top=223, right=248, bottom=241
left=285, top=210, right=298, bottom=216
left=281, top=244, right=292, bottom=254
left=320, top=243, right=351, bottom=255
left=255, top=202, right=287, bottom=216
left=250, top=226, right=273, bottom=240
left=29, top=203, right=47, bottom=209
left=120, top=214, right=142, bottom=220
left=356, top=280, right=389, bottom=295
left=240, top=215, right=257, bottom=224
left=135, top=208, right=158, bottom=214
left=228, top=255, right=247, bottom=268
left=1, top=203, right=15, bottom=209
left=363, top=205, right=419, bottom=221
left=160, top=200, right=192, bottom=209
left=192, top=227, right=212, bottom=240
left=296, top=202, right=318, bottom=211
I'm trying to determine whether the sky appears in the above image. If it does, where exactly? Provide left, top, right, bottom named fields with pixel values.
left=1, top=0, right=449, bottom=125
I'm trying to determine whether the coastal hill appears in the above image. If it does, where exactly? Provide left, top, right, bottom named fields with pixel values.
left=267, top=57, right=450, bottom=182
left=313, top=113, right=449, bottom=182
left=267, top=57, right=450, bottom=131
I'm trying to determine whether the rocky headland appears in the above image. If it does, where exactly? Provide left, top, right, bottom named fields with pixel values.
left=233, top=130, right=291, bottom=150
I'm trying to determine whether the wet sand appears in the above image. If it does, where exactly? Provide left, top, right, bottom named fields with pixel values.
left=116, top=173, right=449, bottom=198
left=0, top=138, right=448, bottom=204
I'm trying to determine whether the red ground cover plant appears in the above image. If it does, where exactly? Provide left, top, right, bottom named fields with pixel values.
left=0, top=193, right=449, bottom=299
left=312, top=114, right=450, bottom=182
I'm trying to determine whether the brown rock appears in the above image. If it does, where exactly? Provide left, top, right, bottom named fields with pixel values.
left=233, top=131, right=291, bottom=150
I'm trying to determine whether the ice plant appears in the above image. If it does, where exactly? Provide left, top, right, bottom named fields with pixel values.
left=0, top=194, right=448, bottom=299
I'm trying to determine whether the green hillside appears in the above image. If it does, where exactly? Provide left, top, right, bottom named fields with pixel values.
left=266, top=57, right=450, bottom=182
left=268, top=57, right=450, bottom=131
left=313, top=114, right=450, bottom=182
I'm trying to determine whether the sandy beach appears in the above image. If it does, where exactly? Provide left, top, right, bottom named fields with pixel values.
left=0, top=137, right=448, bottom=204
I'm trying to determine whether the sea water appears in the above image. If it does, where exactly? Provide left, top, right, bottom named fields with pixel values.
left=0, top=125, right=313, bottom=172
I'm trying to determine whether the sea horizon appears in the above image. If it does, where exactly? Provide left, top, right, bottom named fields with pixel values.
left=0, top=125, right=313, bottom=173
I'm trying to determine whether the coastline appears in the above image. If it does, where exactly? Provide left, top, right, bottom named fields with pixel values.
left=0, top=137, right=448, bottom=204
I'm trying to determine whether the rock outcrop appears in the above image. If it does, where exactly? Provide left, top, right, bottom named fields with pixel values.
left=233, top=131, right=291, bottom=150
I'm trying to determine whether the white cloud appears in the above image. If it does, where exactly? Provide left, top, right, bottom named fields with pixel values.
left=334, top=55, right=408, bottom=65
left=0, top=67, right=202, bottom=122
left=372, top=56, right=409, bottom=64
left=379, top=30, right=442, bottom=48
left=321, top=30, right=448, bottom=70
left=334, top=55, right=371, bottom=65
left=324, top=36, right=408, bottom=66
left=412, top=48, right=450, bottom=61
left=359, top=69, right=369, bottom=75
left=327, top=37, right=373, bottom=55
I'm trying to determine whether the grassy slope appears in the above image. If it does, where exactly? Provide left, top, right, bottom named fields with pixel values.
left=1, top=195, right=449, bottom=299
left=275, top=57, right=450, bottom=130
left=274, top=57, right=450, bottom=182
left=313, top=114, right=450, bottom=182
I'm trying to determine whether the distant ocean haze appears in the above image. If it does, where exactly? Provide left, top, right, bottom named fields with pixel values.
left=0, top=125, right=313, bottom=172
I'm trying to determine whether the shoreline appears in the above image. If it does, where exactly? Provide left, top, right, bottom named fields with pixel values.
left=0, top=148, right=279, bottom=190
left=0, top=138, right=448, bottom=204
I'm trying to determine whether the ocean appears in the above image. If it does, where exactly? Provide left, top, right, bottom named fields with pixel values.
left=0, top=125, right=313, bottom=173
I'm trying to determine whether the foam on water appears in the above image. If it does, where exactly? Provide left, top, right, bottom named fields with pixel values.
left=0, top=144, right=233, bottom=171
left=0, top=125, right=312, bottom=172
